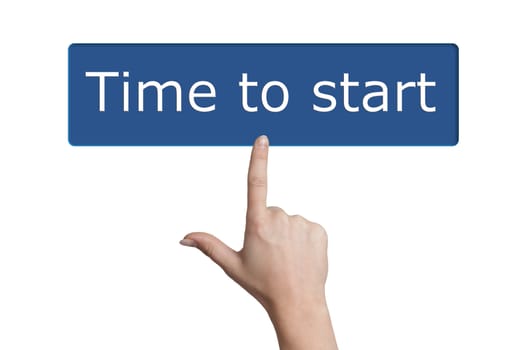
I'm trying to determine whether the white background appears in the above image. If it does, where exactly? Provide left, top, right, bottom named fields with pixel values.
left=1, top=1, right=524, bottom=349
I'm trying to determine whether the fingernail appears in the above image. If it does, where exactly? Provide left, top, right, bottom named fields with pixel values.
left=180, top=238, right=197, bottom=247
left=256, top=135, right=269, bottom=148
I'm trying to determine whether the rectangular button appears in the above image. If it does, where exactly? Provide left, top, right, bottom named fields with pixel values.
left=68, top=44, right=458, bottom=146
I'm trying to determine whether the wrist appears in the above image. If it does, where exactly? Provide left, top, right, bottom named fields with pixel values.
left=266, top=296, right=337, bottom=350
left=266, top=294, right=328, bottom=322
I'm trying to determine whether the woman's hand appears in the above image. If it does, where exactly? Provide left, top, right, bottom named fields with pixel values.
left=181, top=135, right=337, bottom=350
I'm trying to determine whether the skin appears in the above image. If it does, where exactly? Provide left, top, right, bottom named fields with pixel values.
left=180, top=135, right=338, bottom=350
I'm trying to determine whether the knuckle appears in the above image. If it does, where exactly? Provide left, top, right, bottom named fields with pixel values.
left=268, top=207, right=289, bottom=221
left=248, top=216, right=267, bottom=234
left=306, top=221, right=327, bottom=239
left=290, top=215, right=308, bottom=229
left=204, top=243, right=217, bottom=261
left=316, top=224, right=328, bottom=241
left=267, top=206, right=284, bottom=214
left=248, top=175, right=267, bottom=188
left=316, top=223, right=327, bottom=234
left=290, top=214, right=306, bottom=222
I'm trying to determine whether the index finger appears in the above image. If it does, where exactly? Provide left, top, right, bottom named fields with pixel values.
left=247, top=135, right=269, bottom=217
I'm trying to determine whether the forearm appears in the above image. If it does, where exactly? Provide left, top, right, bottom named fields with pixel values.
left=268, top=298, right=338, bottom=350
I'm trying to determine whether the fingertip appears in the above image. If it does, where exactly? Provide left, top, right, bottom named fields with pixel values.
left=255, top=135, right=269, bottom=148
left=180, top=232, right=241, bottom=276
left=180, top=238, right=198, bottom=247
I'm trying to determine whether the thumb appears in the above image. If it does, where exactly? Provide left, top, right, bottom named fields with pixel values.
left=181, top=232, right=241, bottom=277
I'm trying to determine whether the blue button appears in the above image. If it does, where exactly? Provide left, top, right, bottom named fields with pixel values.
left=68, top=44, right=458, bottom=146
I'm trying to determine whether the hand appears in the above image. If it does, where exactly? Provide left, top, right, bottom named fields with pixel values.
left=181, top=135, right=338, bottom=350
